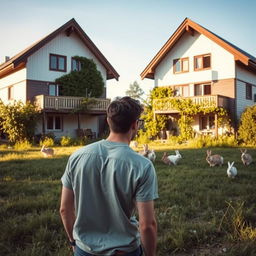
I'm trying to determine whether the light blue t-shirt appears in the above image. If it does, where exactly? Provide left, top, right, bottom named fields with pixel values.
left=61, top=139, right=158, bottom=255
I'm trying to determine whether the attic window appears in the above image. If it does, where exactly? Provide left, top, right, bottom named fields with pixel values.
left=194, top=54, right=211, bottom=71
left=173, top=57, right=189, bottom=73
left=50, top=54, right=66, bottom=72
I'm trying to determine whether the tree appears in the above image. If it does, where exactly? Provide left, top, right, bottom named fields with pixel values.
left=55, top=56, right=104, bottom=98
left=238, top=104, right=256, bottom=146
left=125, top=81, right=144, bottom=101
left=0, top=100, right=40, bottom=143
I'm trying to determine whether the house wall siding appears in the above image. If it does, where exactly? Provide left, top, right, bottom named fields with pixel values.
left=0, top=68, right=27, bottom=103
left=154, top=32, right=235, bottom=87
left=36, top=113, right=99, bottom=138
left=235, top=65, right=256, bottom=119
left=27, top=80, right=49, bottom=101
left=26, top=31, right=107, bottom=87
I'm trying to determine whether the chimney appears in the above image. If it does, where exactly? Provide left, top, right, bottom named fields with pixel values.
left=5, top=56, right=10, bottom=62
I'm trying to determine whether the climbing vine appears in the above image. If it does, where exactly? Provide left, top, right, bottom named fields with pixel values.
left=140, top=87, right=230, bottom=141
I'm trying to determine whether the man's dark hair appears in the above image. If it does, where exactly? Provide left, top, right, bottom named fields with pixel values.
left=107, top=96, right=143, bottom=133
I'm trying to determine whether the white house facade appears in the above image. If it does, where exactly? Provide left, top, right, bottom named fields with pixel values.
left=141, top=18, right=256, bottom=137
left=0, top=19, right=119, bottom=140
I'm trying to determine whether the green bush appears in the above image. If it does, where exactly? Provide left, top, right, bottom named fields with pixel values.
left=14, top=140, right=33, bottom=150
left=136, top=130, right=150, bottom=145
left=40, top=137, right=54, bottom=147
left=238, top=105, right=256, bottom=146
left=0, top=100, right=40, bottom=143
left=60, top=136, right=73, bottom=146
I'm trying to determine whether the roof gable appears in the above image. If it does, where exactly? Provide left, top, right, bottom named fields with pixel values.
left=0, top=18, right=119, bottom=80
left=141, top=18, right=256, bottom=79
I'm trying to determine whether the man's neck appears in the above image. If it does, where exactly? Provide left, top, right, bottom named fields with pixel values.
left=106, top=132, right=131, bottom=145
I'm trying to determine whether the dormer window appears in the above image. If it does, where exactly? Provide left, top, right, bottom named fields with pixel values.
left=194, top=54, right=211, bottom=71
left=71, top=57, right=82, bottom=71
left=49, top=54, right=66, bottom=72
left=173, top=57, right=189, bottom=74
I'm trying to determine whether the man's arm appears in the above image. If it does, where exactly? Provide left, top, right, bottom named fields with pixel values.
left=59, top=186, right=76, bottom=248
left=136, top=200, right=157, bottom=256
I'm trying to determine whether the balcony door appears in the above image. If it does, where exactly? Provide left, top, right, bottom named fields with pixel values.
left=200, top=115, right=215, bottom=130
left=49, top=84, right=63, bottom=96
left=194, top=83, right=211, bottom=96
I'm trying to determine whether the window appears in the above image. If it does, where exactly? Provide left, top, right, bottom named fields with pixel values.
left=47, top=116, right=62, bottom=131
left=194, top=83, right=211, bottom=96
left=49, top=84, right=62, bottom=96
left=8, top=86, right=14, bottom=100
left=246, top=83, right=252, bottom=100
left=174, top=85, right=189, bottom=97
left=173, top=58, right=189, bottom=73
left=71, top=58, right=82, bottom=71
left=49, top=54, right=66, bottom=72
left=200, top=115, right=215, bottom=130
left=194, top=54, right=211, bottom=71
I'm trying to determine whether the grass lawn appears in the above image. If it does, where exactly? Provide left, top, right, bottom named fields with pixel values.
left=0, top=144, right=256, bottom=256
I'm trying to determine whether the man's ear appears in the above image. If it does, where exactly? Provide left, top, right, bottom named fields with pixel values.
left=131, top=120, right=137, bottom=130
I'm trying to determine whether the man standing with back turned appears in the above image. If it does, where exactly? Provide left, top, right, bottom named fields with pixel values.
left=60, top=96, right=158, bottom=256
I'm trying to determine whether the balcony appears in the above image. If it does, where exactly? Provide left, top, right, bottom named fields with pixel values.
left=34, top=95, right=110, bottom=113
left=153, top=95, right=230, bottom=114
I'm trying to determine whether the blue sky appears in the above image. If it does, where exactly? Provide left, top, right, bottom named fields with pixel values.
left=1, top=0, right=256, bottom=99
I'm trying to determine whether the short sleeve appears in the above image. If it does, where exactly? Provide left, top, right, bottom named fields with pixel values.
left=135, top=163, right=159, bottom=202
left=61, top=157, right=73, bottom=190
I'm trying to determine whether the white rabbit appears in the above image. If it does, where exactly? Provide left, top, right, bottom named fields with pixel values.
left=206, top=150, right=223, bottom=167
left=130, top=140, right=138, bottom=148
left=139, top=144, right=149, bottom=157
left=165, top=150, right=182, bottom=165
left=227, top=161, right=237, bottom=178
left=240, top=149, right=253, bottom=166
left=41, top=145, right=54, bottom=157
left=147, top=150, right=156, bottom=162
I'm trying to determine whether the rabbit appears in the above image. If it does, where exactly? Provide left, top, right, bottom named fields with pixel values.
left=41, top=145, right=54, bottom=157
left=130, top=140, right=138, bottom=148
left=161, top=152, right=172, bottom=165
left=163, top=150, right=182, bottom=165
left=240, top=149, right=253, bottom=166
left=147, top=150, right=156, bottom=162
left=206, top=150, right=223, bottom=167
left=227, top=161, right=237, bottom=178
left=139, top=144, right=149, bottom=157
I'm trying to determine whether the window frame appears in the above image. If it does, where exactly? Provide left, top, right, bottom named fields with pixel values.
left=8, top=86, right=14, bottom=100
left=48, top=83, right=63, bottom=96
left=49, top=54, right=67, bottom=72
left=194, top=83, right=211, bottom=96
left=173, top=57, right=189, bottom=74
left=71, top=57, right=82, bottom=71
left=246, top=83, right=252, bottom=100
left=46, top=115, right=63, bottom=131
left=194, top=53, right=211, bottom=71
left=200, top=115, right=215, bottom=130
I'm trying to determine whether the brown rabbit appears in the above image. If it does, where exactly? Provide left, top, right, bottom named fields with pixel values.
left=206, top=150, right=223, bottom=167
left=161, top=152, right=172, bottom=165
left=139, top=144, right=149, bottom=157
left=240, top=149, right=253, bottom=166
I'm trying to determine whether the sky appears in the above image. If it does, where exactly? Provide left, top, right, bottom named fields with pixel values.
left=1, top=0, right=256, bottom=99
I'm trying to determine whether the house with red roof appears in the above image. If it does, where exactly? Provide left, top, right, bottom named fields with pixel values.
left=141, top=18, right=256, bottom=137
left=0, top=18, right=119, bottom=139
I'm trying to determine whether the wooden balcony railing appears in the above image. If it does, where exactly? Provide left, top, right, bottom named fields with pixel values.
left=153, top=95, right=230, bottom=113
left=34, top=95, right=110, bottom=112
